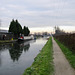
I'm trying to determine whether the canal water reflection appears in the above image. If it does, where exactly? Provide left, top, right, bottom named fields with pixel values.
left=0, top=38, right=47, bottom=75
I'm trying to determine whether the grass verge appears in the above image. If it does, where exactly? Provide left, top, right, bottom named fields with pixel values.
left=54, top=38, right=75, bottom=69
left=23, top=37, right=54, bottom=75
left=0, top=40, right=16, bottom=43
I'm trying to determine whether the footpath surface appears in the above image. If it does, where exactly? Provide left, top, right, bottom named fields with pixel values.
left=52, top=37, right=75, bottom=75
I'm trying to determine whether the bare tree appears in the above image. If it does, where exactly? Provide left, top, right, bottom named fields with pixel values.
left=0, top=19, right=1, bottom=32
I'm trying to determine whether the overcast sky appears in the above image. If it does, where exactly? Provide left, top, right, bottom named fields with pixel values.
left=0, top=0, right=75, bottom=32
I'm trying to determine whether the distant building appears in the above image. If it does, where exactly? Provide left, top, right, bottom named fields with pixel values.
left=0, top=29, right=13, bottom=40
left=0, top=29, right=8, bottom=33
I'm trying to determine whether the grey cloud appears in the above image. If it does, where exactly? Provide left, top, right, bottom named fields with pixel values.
left=0, top=0, right=75, bottom=28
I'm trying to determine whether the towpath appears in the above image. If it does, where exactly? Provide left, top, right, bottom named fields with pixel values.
left=52, top=37, right=75, bottom=75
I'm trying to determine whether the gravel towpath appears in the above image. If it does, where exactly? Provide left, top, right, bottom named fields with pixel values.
left=52, top=37, right=75, bottom=75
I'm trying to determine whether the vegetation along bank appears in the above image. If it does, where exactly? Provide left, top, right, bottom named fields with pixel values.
left=54, top=38, right=75, bottom=69
left=23, top=37, right=54, bottom=75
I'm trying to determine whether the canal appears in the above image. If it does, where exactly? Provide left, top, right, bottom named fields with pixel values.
left=0, top=38, right=47, bottom=75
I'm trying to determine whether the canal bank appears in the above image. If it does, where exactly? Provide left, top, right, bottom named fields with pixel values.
left=0, top=40, right=17, bottom=43
left=23, top=37, right=54, bottom=75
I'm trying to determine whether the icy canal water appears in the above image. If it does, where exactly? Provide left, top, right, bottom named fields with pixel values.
left=0, top=38, right=47, bottom=75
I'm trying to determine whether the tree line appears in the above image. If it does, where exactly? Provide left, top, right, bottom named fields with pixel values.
left=9, top=19, right=30, bottom=38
